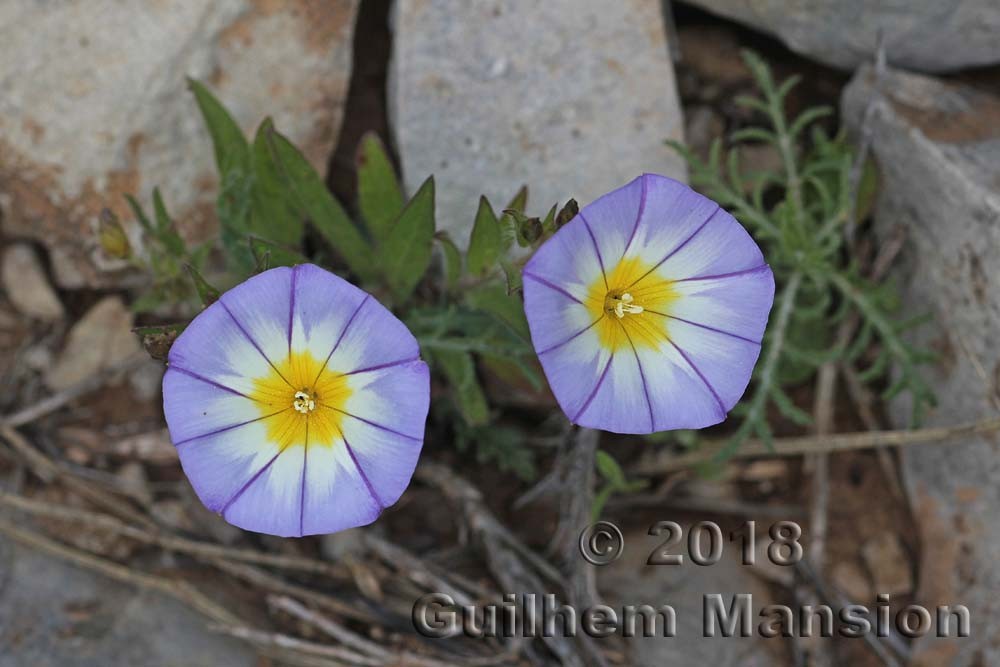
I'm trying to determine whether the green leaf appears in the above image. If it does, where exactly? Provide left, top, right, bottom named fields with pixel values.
left=124, top=195, right=154, bottom=235
left=506, top=185, right=528, bottom=213
left=499, top=257, right=523, bottom=294
left=434, top=349, right=489, bottom=426
left=188, top=79, right=249, bottom=176
left=435, top=232, right=462, bottom=290
left=185, top=263, right=220, bottom=307
left=595, top=450, right=627, bottom=487
left=356, top=132, right=404, bottom=244
left=249, top=236, right=308, bottom=269
left=466, top=196, right=501, bottom=276
left=151, top=188, right=185, bottom=255
left=380, top=176, right=435, bottom=301
left=250, top=119, right=304, bottom=247
left=263, top=126, right=376, bottom=282
left=465, top=284, right=530, bottom=339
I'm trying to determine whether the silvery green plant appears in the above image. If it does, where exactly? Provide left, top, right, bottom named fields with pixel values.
left=667, top=51, right=936, bottom=463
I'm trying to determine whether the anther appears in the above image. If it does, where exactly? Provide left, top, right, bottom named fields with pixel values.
left=612, top=292, right=644, bottom=319
left=293, top=390, right=316, bottom=414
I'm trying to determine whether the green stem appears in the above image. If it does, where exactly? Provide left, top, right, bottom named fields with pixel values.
left=717, top=270, right=803, bottom=462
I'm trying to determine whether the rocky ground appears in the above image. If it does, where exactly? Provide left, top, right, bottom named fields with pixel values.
left=1, top=1, right=999, bottom=666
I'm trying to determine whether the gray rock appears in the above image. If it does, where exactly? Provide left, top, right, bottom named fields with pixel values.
left=0, top=0, right=359, bottom=288
left=1, top=244, right=64, bottom=322
left=45, top=296, right=140, bottom=390
left=0, top=539, right=255, bottom=666
left=390, top=0, right=686, bottom=244
left=682, top=0, right=1000, bottom=73
left=843, top=66, right=1000, bottom=667
left=599, top=524, right=776, bottom=665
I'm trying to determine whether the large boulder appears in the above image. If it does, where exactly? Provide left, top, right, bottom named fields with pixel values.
left=0, top=1, right=359, bottom=288
left=390, top=0, right=686, bottom=243
left=682, top=0, right=1000, bottom=73
left=843, top=66, right=1000, bottom=666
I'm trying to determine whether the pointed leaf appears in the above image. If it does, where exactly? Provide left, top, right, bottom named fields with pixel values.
left=506, top=185, right=528, bottom=213
left=263, top=126, right=376, bottom=282
left=434, top=349, right=489, bottom=426
left=185, top=263, right=221, bottom=307
left=596, top=450, right=627, bottom=487
left=380, top=176, right=435, bottom=301
left=152, top=188, right=185, bottom=255
left=251, top=118, right=304, bottom=246
left=356, top=132, right=404, bottom=244
left=435, top=232, right=462, bottom=290
left=466, top=196, right=501, bottom=276
left=187, top=79, right=249, bottom=176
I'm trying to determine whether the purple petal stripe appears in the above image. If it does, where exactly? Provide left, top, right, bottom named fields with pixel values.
left=537, top=315, right=604, bottom=355
left=646, top=311, right=762, bottom=345
left=219, top=299, right=292, bottom=388
left=572, top=354, right=614, bottom=423
left=299, top=419, right=309, bottom=536
left=288, top=264, right=298, bottom=361
left=168, top=365, right=252, bottom=399
left=669, top=340, right=726, bottom=417
left=221, top=449, right=282, bottom=517
left=344, top=356, right=421, bottom=376
left=672, top=264, right=770, bottom=283
left=523, top=272, right=584, bottom=305
left=323, top=404, right=423, bottom=442
left=344, top=435, right=384, bottom=510
left=313, top=294, right=370, bottom=386
left=173, top=407, right=291, bottom=447
left=624, top=203, right=720, bottom=290
left=622, top=173, right=649, bottom=257
left=620, top=328, right=655, bottom=432
left=579, top=212, right=608, bottom=290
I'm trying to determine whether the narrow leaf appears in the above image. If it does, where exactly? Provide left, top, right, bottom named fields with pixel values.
left=251, top=118, right=304, bottom=246
left=264, top=126, right=376, bottom=282
left=380, top=176, right=436, bottom=301
left=435, top=232, right=462, bottom=290
left=187, top=79, right=249, bottom=176
left=185, top=263, right=221, bottom=307
left=434, top=349, right=489, bottom=426
left=357, top=132, right=404, bottom=244
left=466, top=196, right=501, bottom=276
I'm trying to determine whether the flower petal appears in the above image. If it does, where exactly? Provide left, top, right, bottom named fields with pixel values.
left=174, top=420, right=281, bottom=513
left=667, top=318, right=765, bottom=412
left=290, top=263, right=369, bottom=365
left=162, top=367, right=264, bottom=443
left=324, top=297, right=420, bottom=374
left=523, top=210, right=604, bottom=302
left=301, top=443, right=382, bottom=535
left=638, top=343, right=728, bottom=431
left=522, top=273, right=597, bottom=353
left=533, top=327, right=610, bottom=423
left=223, top=445, right=305, bottom=537
left=578, top=174, right=644, bottom=272
left=668, top=267, right=775, bottom=343
left=573, top=351, right=655, bottom=434
left=218, top=266, right=294, bottom=369
left=653, top=207, right=765, bottom=281
left=167, top=299, right=274, bottom=395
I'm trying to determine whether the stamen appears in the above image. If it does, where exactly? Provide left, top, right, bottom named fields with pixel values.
left=612, top=292, right=644, bottom=319
left=293, top=390, right=316, bottom=414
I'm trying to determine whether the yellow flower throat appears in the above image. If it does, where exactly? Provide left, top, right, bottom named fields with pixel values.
left=585, top=257, right=679, bottom=352
left=248, top=351, right=353, bottom=450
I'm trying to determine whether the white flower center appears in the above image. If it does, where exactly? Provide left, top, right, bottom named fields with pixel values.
left=293, top=390, right=316, bottom=414
left=611, top=292, right=644, bottom=319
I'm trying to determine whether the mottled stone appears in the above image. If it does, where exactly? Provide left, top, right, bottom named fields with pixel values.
left=391, top=0, right=685, bottom=244
left=45, top=296, right=140, bottom=390
left=1, top=243, right=64, bottom=321
left=601, top=524, right=776, bottom=665
left=843, top=65, right=1000, bottom=667
left=0, top=0, right=359, bottom=287
left=0, top=540, right=254, bottom=667
left=683, top=0, right=1000, bottom=73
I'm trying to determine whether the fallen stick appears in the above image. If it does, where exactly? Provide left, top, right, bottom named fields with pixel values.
left=633, top=416, right=1000, bottom=474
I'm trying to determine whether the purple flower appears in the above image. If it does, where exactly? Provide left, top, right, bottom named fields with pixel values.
left=162, top=264, right=429, bottom=537
left=523, top=174, right=775, bottom=434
